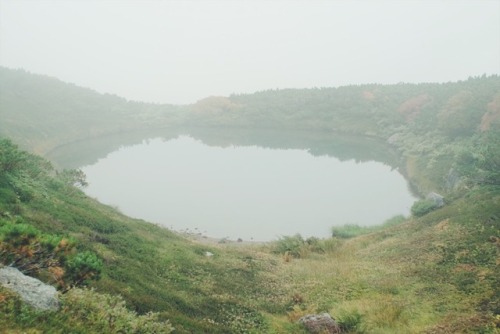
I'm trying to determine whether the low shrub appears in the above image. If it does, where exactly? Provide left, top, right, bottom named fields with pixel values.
left=273, top=234, right=335, bottom=259
left=0, top=218, right=102, bottom=289
left=337, top=310, right=365, bottom=333
left=305, top=236, right=325, bottom=253
left=411, top=199, right=438, bottom=217
left=273, top=234, right=306, bottom=258
left=319, top=238, right=342, bottom=253
left=381, top=215, right=406, bottom=227
left=65, top=251, right=103, bottom=287
left=331, top=224, right=366, bottom=239
left=330, top=216, right=408, bottom=240
left=61, top=288, right=174, bottom=333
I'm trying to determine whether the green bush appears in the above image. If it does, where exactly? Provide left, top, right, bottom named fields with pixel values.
left=272, top=235, right=335, bottom=258
left=0, top=286, right=174, bottom=333
left=0, top=286, right=41, bottom=330
left=0, top=218, right=101, bottom=288
left=381, top=215, right=406, bottom=227
left=319, top=238, right=342, bottom=253
left=305, top=236, right=325, bottom=253
left=331, top=224, right=366, bottom=239
left=0, top=139, right=27, bottom=173
left=330, top=216, right=407, bottom=240
left=337, top=310, right=365, bottom=333
left=411, top=199, right=438, bottom=217
left=61, top=288, right=174, bottom=334
left=57, top=169, right=88, bottom=188
left=273, top=234, right=305, bottom=258
left=0, top=221, right=40, bottom=243
left=65, top=251, right=103, bottom=287
left=0, top=181, right=18, bottom=206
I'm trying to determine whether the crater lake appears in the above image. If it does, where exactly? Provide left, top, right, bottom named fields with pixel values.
left=78, top=135, right=417, bottom=241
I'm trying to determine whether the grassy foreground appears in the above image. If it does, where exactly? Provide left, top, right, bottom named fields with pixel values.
left=267, top=188, right=500, bottom=333
left=1, top=138, right=499, bottom=333
left=1, top=70, right=499, bottom=332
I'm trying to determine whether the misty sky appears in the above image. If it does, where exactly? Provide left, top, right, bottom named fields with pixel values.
left=1, top=0, right=499, bottom=105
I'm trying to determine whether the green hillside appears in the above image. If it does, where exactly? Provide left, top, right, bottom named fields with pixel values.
left=0, top=68, right=182, bottom=155
left=1, top=68, right=499, bottom=333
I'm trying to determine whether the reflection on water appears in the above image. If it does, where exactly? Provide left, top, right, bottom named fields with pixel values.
left=81, top=136, right=416, bottom=241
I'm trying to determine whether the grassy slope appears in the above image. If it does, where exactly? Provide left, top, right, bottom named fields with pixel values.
left=271, top=188, right=500, bottom=333
left=0, top=144, right=292, bottom=333
left=0, top=67, right=182, bottom=155
left=1, top=69, right=499, bottom=332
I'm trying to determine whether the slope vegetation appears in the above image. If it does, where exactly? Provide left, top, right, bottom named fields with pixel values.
left=0, top=68, right=499, bottom=332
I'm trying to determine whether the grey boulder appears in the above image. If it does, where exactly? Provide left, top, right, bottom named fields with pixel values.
left=298, top=313, right=341, bottom=334
left=0, top=266, right=59, bottom=311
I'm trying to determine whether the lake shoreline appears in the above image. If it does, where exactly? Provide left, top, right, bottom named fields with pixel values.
left=179, top=231, right=269, bottom=247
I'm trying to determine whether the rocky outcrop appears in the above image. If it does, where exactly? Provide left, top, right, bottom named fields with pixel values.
left=426, top=192, right=445, bottom=208
left=298, top=313, right=341, bottom=334
left=445, top=168, right=461, bottom=191
left=0, top=266, right=59, bottom=311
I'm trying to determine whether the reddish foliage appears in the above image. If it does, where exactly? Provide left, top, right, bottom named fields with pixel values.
left=398, top=94, right=431, bottom=122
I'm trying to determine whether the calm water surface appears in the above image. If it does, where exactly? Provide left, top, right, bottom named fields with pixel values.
left=81, top=136, right=416, bottom=241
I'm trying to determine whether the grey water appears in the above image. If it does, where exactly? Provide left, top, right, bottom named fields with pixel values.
left=81, top=136, right=417, bottom=241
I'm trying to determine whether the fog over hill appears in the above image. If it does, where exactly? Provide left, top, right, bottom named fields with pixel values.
left=1, top=1, right=499, bottom=104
